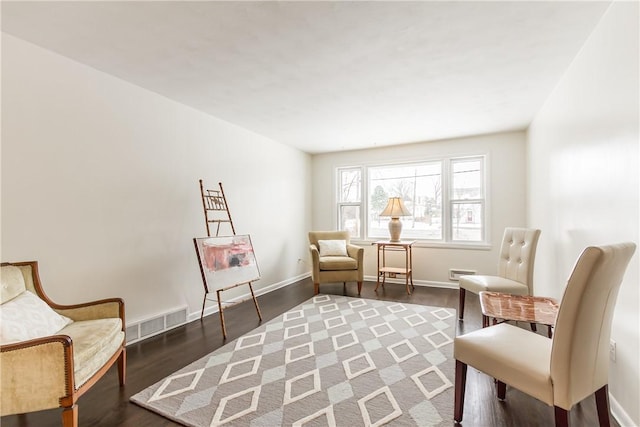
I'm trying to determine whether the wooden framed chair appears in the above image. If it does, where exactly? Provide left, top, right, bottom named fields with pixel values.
left=458, top=227, right=541, bottom=319
left=1, top=261, right=126, bottom=427
left=308, top=231, right=364, bottom=295
left=454, top=242, right=636, bottom=427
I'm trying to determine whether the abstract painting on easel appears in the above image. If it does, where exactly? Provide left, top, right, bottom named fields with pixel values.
left=194, top=235, right=260, bottom=291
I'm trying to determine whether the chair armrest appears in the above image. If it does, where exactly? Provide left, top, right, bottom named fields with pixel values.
left=52, top=298, right=124, bottom=324
left=309, top=244, right=320, bottom=281
left=347, top=244, right=365, bottom=281
left=347, top=244, right=364, bottom=264
left=1, top=335, right=74, bottom=415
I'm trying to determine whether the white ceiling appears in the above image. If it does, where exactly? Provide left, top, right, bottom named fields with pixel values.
left=1, top=1, right=611, bottom=154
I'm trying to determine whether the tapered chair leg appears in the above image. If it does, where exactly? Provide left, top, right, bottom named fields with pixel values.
left=454, top=360, right=467, bottom=422
left=554, top=406, right=569, bottom=427
left=458, top=289, right=466, bottom=320
left=314, top=283, right=319, bottom=295
left=357, top=281, right=362, bottom=295
left=595, top=385, right=611, bottom=427
left=118, top=348, right=126, bottom=386
left=61, top=404, right=78, bottom=427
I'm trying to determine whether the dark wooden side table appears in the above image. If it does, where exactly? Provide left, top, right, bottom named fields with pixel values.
left=479, top=291, right=559, bottom=338
left=373, top=240, right=415, bottom=295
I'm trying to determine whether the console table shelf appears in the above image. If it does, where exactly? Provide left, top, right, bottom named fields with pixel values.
left=373, top=240, right=415, bottom=295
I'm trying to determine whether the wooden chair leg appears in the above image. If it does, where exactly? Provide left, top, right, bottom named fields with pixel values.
left=482, top=314, right=489, bottom=328
left=17, top=414, right=28, bottom=427
left=314, top=283, right=319, bottom=295
left=458, top=288, right=466, bottom=320
left=118, top=348, right=126, bottom=386
left=496, top=380, right=506, bottom=400
left=454, top=360, right=467, bottom=422
left=554, top=406, right=569, bottom=427
left=595, top=385, right=611, bottom=427
left=357, top=281, right=362, bottom=295
left=61, top=404, right=78, bottom=427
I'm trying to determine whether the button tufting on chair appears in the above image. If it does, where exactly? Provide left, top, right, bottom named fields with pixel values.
left=458, top=227, right=541, bottom=320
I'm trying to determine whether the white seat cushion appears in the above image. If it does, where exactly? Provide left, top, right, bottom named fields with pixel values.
left=454, top=323, right=554, bottom=406
left=459, top=275, right=528, bottom=295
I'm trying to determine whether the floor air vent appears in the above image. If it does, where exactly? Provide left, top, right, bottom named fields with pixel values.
left=126, top=306, right=188, bottom=344
left=449, top=269, right=476, bottom=281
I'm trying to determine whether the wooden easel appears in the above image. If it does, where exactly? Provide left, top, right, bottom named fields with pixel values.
left=197, top=180, right=262, bottom=339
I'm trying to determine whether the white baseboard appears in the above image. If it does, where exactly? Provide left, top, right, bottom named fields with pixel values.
left=610, top=393, right=635, bottom=427
left=188, top=272, right=312, bottom=322
left=363, top=275, right=458, bottom=289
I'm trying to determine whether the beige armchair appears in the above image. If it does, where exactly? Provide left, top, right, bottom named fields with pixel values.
left=454, top=242, right=636, bottom=427
left=308, top=231, right=364, bottom=295
left=458, top=227, right=541, bottom=319
left=0, top=261, right=126, bottom=427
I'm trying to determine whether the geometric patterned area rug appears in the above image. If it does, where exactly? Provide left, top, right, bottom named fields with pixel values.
left=130, top=294, right=455, bottom=426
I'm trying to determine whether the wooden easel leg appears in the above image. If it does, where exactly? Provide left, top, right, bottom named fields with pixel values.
left=248, top=282, right=262, bottom=321
left=217, top=289, right=227, bottom=340
left=201, top=294, right=207, bottom=320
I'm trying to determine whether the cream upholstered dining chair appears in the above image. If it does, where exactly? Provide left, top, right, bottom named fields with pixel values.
left=308, top=231, right=364, bottom=295
left=454, top=242, right=636, bottom=427
left=458, top=227, right=541, bottom=320
left=0, top=261, right=126, bottom=427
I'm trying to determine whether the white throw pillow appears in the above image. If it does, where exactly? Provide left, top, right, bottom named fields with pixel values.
left=0, top=290, right=73, bottom=344
left=318, top=239, right=348, bottom=257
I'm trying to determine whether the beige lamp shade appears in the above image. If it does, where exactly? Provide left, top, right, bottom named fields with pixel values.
left=379, top=197, right=411, bottom=242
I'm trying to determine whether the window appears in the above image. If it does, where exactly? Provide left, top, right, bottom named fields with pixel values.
left=336, top=155, right=486, bottom=244
left=450, top=157, right=484, bottom=242
left=368, top=162, right=442, bottom=240
left=337, top=167, right=362, bottom=238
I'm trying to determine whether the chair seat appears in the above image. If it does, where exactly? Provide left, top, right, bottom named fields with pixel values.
left=319, top=256, right=357, bottom=271
left=58, top=318, right=125, bottom=388
left=455, top=323, right=553, bottom=405
left=460, top=275, right=529, bottom=295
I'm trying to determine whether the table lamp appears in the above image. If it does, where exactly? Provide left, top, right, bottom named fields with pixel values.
left=379, top=197, right=411, bottom=242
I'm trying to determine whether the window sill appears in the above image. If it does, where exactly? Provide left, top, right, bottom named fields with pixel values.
left=351, top=239, right=492, bottom=251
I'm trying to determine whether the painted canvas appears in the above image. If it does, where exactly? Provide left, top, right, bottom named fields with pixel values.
left=194, top=235, right=260, bottom=292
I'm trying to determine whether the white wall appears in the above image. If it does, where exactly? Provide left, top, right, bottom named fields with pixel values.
left=528, top=2, right=639, bottom=424
left=311, top=131, right=528, bottom=285
left=1, top=34, right=312, bottom=325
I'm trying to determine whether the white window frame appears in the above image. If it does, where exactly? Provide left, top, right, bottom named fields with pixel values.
left=336, top=155, right=488, bottom=247
left=448, top=156, right=486, bottom=243
left=336, top=166, right=364, bottom=238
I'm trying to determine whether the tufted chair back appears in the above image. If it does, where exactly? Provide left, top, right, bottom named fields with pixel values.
left=496, top=227, right=542, bottom=294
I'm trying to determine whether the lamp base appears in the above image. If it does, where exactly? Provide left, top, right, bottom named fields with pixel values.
left=388, top=217, right=402, bottom=242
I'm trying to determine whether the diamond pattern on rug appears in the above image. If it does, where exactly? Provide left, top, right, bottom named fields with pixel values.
left=131, top=294, right=455, bottom=427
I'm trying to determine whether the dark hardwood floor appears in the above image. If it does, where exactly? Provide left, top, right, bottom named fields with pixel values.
left=2, top=279, right=614, bottom=426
